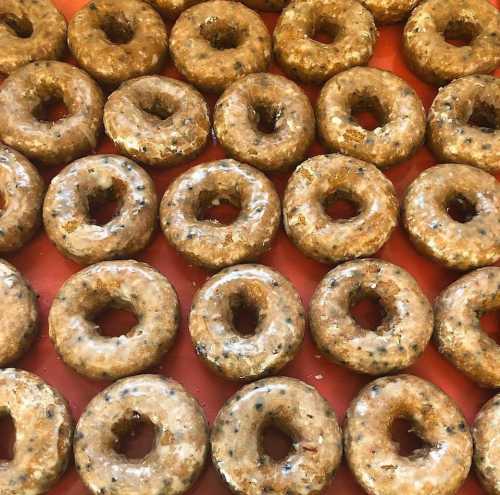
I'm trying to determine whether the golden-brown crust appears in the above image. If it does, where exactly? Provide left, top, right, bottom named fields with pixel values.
left=214, top=73, right=315, bottom=172
left=434, top=267, right=500, bottom=388
left=68, top=0, right=168, bottom=87
left=239, top=0, right=288, bottom=11
left=0, top=0, right=67, bottom=75
left=0, top=61, right=104, bottom=167
left=403, top=0, right=500, bottom=85
left=160, top=159, right=281, bottom=270
left=211, top=376, right=343, bottom=495
left=317, top=67, right=426, bottom=167
left=402, top=163, right=500, bottom=270
left=273, top=0, right=377, bottom=83
left=169, top=0, right=272, bottom=93
left=189, top=264, right=305, bottom=381
left=43, top=155, right=157, bottom=265
left=74, top=374, right=209, bottom=495
left=0, top=145, right=44, bottom=253
left=427, top=75, right=499, bottom=173
left=359, top=0, right=420, bottom=24
left=144, top=0, right=202, bottom=19
left=345, top=374, right=473, bottom=495
left=283, top=154, right=398, bottom=264
left=49, top=260, right=179, bottom=380
left=104, top=76, right=210, bottom=168
left=0, top=368, right=73, bottom=495
left=310, top=259, right=433, bottom=375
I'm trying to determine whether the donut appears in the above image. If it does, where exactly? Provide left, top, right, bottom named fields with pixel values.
left=473, top=394, right=500, bottom=495
left=359, top=0, right=420, bottom=23
left=0, top=368, right=72, bottom=495
left=43, top=155, right=157, bottom=265
left=0, top=61, right=104, bottom=167
left=160, top=159, right=280, bottom=270
left=0, top=260, right=38, bottom=367
left=317, top=67, right=426, bottom=167
left=145, top=0, right=201, bottom=19
left=104, top=76, right=210, bottom=168
left=310, top=259, right=433, bottom=374
left=211, top=377, right=343, bottom=495
left=403, top=0, right=500, bottom=85
left=239, top=0, right=288, bottom=11
left=427, top=75, right=499, bottom=173
left=344, top=374, right=473, bottom=495
left=74, top=375, right=208, bottom=495
left=214, top=73, right=315, bottom=172
left=0, top=0, right=67, bottom=75
left=68, top=0, right=168, bottom=87
left=0, top=145, right=44, bottom=253
left=283, top=154, right=398, bottom=264
left=402, top=163, right=500, bottom=270
left=169, top=0, right=272, bottom=93
left=273, top=0, right=377, bottom=84
left=49, top=260, right=179, bottom=380
left=189, top=264, right=305, bottom=381
left=434, top=267, right=499, bottom=388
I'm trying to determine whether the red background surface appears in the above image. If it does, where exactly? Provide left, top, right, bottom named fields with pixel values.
left=1, top=0, right=499, bottom=493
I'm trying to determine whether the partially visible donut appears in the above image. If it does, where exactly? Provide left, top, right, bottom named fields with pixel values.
left=145, top=0, right=201, bottom=19
left=240, top=0, right=288, bottom=11
left=359, top=0, right=420, bottom=23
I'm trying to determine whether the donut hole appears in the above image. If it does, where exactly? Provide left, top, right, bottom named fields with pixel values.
left=94, top=301, right=139, bottom=338
left=349, top=289, right=387, bottom=332
left=323, top=189, right=360, bottom=221
left=200, top=18, right=241, bottom=50
left=229, top=293, right=260, bottom=337
left=0, top=13, right=33, bottom=38
left=390, top=418, right=431, bottom=458
left=443, top=19, right=480, bottom=47
left=32, top=91, right=70, bottom=123
left=349, top=95, right=387, bottom=131
left=112, top=411, right=156, bottom=460
left=467, top=101, right=499, bottom=131
left=310, top=16, right=340, bottom=44
left=0, top=191, right=7, bottom=214
left=139, top=98, right=176, bottom=122
left=86, top=181, right=124, bottom=226
left=0, top=411, right=15, bottom=461
left=196, top=191, right=241, bottom=226
left=260, top=420, right=295, bottom=461
left=445, top=194, right=477, bottom=223
left=100, top=13, right=134, bottom=45
left=479, top=309, right=499, bottom=345
left=250, top=102, right=284, bottom=134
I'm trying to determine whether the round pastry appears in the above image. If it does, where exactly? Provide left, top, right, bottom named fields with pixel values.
left=359, top=0, right=420, bottom=23
left=0, top=144, right=44, bottom=253
left=104, top=76, right=210, bottom=168
left=189, top=264, right=305, bottom=381
left=435, top=266, right=499, bottom=388
left=473, top=394, right=500, bottom=495
left=283, top=154, right=398, bottom=264
left=211, top=376, right=343, bottom=495
left=214, top=73, right=315, bottom=172
left=317, top=67, right=426, bottom=167
left=345, top=374, right=473, bottom=495
left=43, top=155, right=157, bottom=265
left=427, top=75, right=499, bottom=173
left=144, top=0, right=200, bottom=19
left=239, top=0, right=288, bottom=11
left=0, top=61, right=104, bottom=167
left=273, top=0, right=377, bottom=84
left=0, top=260, right=38, bottom=367
left=74, top=375, right=208, bottom=495
left=49, top=260, right=179, bottom=380
left=310, top=259, right=433, bottom=374
left=160, top=159, right=280, bottom=270
left=0, top=368, right=72, bottom=495
left=402, top=163, right=500, bottom=270
left=169, top=0, right=272, bottom=93
left=68, top=0, right=168, bottom=87
left=403, top=0, right=500, bottom=85
left=0, top=0, right=67, bottom=75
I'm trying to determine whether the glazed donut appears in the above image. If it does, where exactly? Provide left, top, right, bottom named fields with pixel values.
left=435, top=267, right=500, bottom=388
left=273, top=0, right=377, bottom=83
left=359, top=0, right=420, bottom=23
left=169, top=0, right=272, bottom=93
left=428, top=75, right=499, bottom=173
left=74, top=375, right=208, bottom=495
left=0, top=0, right=67, bottom=75
left=189, top=264, right=304, bottom=381
left=68, top=0, right=168, bottom=87
left=283, top=154, right=398, bottom=264
left=145, top=0, right=200, bottom=19
left=403, top=163, right=500, bottom=270
left=49, top=260, right=179, bottom=380
left=0, top=61, right=104, bottom=167
left=214, top=73, right=315, bottom=172
left=211, top=377, right=343, bottom=495
left=317, top=67, right=426, bottom=167
left=0, top=369, right=72, bottom=495
left=345, top=374, right=473, bottom=495
left=0, top=145, right=44, bottom=253
left=160, top=159, right=280, bottom=270
left=0, top=260, right=38, bottom=367
left=104, top=76, right=210, bottom=168
left=310, top=259, right=433, bottom=374
left=473, top=394, right=500, bottom=495
left=403, top=0, right=500, bottom=85
left=43, top=155, right=157, bottom=265
left=239, top=0, right=288, bottom=11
